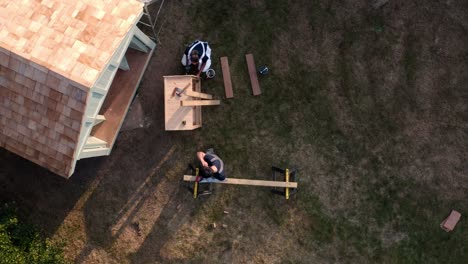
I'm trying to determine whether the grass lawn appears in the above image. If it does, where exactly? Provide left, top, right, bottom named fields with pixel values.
left=165, top=0, right=468, bottom=263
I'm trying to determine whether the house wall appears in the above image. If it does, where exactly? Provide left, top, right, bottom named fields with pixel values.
left=0, top=48, right=88, bottom=176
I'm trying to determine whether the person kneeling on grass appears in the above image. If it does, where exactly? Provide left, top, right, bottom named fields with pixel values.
left=197, top=151, right=226, bottom=181
left=181, top=40, right=212, bottom=77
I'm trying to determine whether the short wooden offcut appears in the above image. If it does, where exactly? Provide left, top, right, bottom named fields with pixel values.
left=180, top=100, right=220, bottom=106
left=245, top=54, right=261, bottom=95
left=183, top=175, right=298, bottom=188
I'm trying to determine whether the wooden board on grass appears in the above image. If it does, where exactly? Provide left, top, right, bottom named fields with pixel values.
left=245, top=54, right=261, bottom=95
left=220, top=56, right=234, bottom=98
left=180, top=100, right=220, bottom=106
left=440, top=210, right=461, bottom=232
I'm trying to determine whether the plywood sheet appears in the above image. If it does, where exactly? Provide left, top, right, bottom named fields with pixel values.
left=180, top=100, right=220, bottom=106
left=185, top=90, right=213, bottom=99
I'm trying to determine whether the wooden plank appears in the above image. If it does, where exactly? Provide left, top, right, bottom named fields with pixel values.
left=285, top=168, right=290, bottom=199
left=181, top=100, right=220, bottom=106
left=440, top=210, right=462, bottom=232
left=183, top=175, right=298, bottom=188
left=245, top=54, right=261, bottom=95
left=185, top=90, right=213, bottom=99
left=220, top=56, right=233, bottom=98
left=195, top=105, right=202, bottom=126
left=193, top=77, right=202, bottom=126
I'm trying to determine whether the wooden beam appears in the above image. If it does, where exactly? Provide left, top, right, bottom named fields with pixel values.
left=245, top=54, right=261, bottom=95
left=183, top=175, right=298, bottom=188
left=220, top=56, right=233, bottom=98
left=181, top=100, right=220, bottom=106
left=185, top=90, right=213, bottom=99
left=285, top=168, right=290, bottom=199
left=440, top=210, right=461, bottom=232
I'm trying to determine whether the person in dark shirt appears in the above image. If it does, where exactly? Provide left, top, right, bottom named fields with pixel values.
left=181, top=40, right=212, bottom=77
left=196, top=151, right=225, bottom=181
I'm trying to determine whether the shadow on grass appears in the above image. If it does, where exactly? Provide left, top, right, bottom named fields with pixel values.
left=0, top=147, right=105, bottom=236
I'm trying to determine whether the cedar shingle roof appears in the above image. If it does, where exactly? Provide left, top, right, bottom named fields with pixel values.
left=0, top=0, right=144, bottom=177
left=0, top=0, right=143, bottom=87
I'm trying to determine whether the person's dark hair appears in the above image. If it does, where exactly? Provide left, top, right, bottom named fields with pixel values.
left=202, top=166, right=214, bottom=178
left=190, top=50, right=199, bottom=63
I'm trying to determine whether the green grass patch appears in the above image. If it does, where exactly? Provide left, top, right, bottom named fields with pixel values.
left=0, top=203, right=67, bottom=264
left=185, top=1, right=468, bottom=262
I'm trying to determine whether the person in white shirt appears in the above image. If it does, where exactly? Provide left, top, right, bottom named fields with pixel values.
left=181, top=40, right=212, bottom=77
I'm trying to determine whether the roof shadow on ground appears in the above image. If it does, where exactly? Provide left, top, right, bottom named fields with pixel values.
left=0, top=147, right=106, bottom=236
left=74, top=132, right=187, bottom=262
